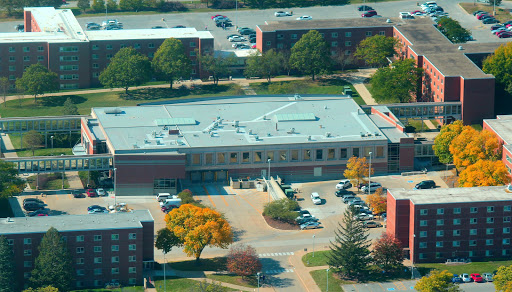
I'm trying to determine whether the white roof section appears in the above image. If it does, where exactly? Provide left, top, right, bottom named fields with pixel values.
left=484, top=116, right=512, bottom=145
left=25, top=7, right=87, bottom=41
left=86, top=28, right=213, bottom=41
left=0, top=210, right=154, bottom=235
left=389, top=186, right=512, bottom=205
left=91, top=95, right=390, bottom=153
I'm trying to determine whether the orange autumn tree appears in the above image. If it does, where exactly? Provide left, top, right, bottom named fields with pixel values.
left=366, top=187, right=387, bottom=215
left=458, top=160, right=510, bottom=187
left=344, top=156, right=374, bottom=189
left=165, top=204, right=233, bottom=262
left=449, top=127, right=501, bottom=171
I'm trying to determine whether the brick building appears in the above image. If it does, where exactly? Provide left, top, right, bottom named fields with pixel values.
left=483, top=115, right=512, bottom=176
left=256, top=18, right=501, bottom=124
left=387, top=187, right=512, bottom=263
left=0, top=210, right=154, bottom=289
left=0, top=7, right=213, bottom=89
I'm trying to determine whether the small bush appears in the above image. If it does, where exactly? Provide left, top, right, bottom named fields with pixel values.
left=211, top=0, right=237, bottom=9
left=155, top=0, right=187, bottom=12
left=263, top=198, right=299, bottom=224
left=177, top=189, right=195, bottom=204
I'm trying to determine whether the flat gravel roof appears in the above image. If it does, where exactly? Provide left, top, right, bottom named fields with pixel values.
left=389, top=186, right=512, bottom=205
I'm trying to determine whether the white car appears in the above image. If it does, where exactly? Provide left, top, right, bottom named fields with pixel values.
left=96, top=188, right=106, bottom=196
left=361, top=182, right=382, bottom=193
left=275, top=11, right=292, bottom=17
left=336, top=179, right=352, bottom=190
left=229, top=36, right=246, bottom=42
left=461, top=273, right=471, bottom=282
left=296, top=15, right=312, bottom=20
left=311, top=192, right=321, bottom=205
left=399, top=12, right=414, bottom=19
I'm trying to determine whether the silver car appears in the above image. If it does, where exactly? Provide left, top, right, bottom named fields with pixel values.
left=482, top=273, right=493, bottom=282
left=300, top=221, right=320, bottom=230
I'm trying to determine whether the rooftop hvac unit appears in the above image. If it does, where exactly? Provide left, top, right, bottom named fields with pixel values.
left=104, top=108, right=122, bottom=114
left=325, top=132, right=331, bottom=137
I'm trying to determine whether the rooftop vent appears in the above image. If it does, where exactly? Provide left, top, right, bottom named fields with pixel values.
left=287, top=128, right=295, bottom=134
left=5, top=217, right=12, bottom=223
left=254, top=135, right=259, bottom=141
left=386, top=19, right=392, bottom=23
left=234, top=120, right=239, bottom=127
left=325, top=132, right=331, bottom=137
left=458, top=46, right=464, bottom=50
left=104, top=108, right=123, bottom=114
left=307, top=135, right=312, bottom=141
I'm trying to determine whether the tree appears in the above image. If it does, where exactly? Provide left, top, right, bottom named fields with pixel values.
left=155, top=228, right=181, bottom=254
left=354, top=35, right=401, bottom=67
left=152, top=38, right=191, bottom=88
left=494, top=265, right=512, bottom=292
left=39, top=0, right=64, bottom=8
left=24, top=130, right=44, bottom=156
left=369, top=58, right=423, bottom=103
left=343, top=156, right=374, bottom=190
left=365, top=187, right=386, bottom=215
left=165, top=204, right=233, bottom=262
left=332, top=53, right=354, bottom=72
left=23, top=286, right=59, bottom=292
left=99, top=47, right=152, bottom=94
left=372, top=233, right=403, bottom=272
left=77, top=0, right=90, bottom=11
left=226, top=244, right=262, bottom=279
left=244, top=49, right=282, bottom=83
left=414, top=270, right=461, bottom=292
left=15, top=64, right=58, bottom=103
left=106, top=0, right=117, bottom=11
left=198, top=53, right=235, bottom=85
left=0, top=0, right=23, bottom=17
left=262, top=198, right=300, bottom=223
left=62, top=97, right=79, bottom=115
left=449, top=128, right=501, bottom=170
left=289, top=30, right=331, bottom=80
left=91, top=0, right=105, bottom=12
left=0, top=160, right=24, bottom=200
left=483, top=42, right=512, bottom=94
left=30, top=227, right=73, bottom=291
left=437, top=17, right=472, bottom=44
left=0, top=236, right=17, bottom=292
left=119, top=0, right=147, bottom=11
left=0, top=77, right=10, bottom=107
left=327, top=208, right=371, bottom=281
left=458, top=160, right=510, bottom=187
left=433, top=120, right=464, bottom=164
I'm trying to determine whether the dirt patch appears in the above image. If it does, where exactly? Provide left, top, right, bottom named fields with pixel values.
left=442, top=168, right=459, bottom=188
left=263, top=215, right=300, bottom=230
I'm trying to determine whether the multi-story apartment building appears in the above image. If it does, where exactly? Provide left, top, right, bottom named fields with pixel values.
left=0, top=7, right=213, bottom=89
left=0, top=210, right=154, bottom=289
left=483, top=115, right=512, bottom=176
left=387, top=187, right=512, bottom=263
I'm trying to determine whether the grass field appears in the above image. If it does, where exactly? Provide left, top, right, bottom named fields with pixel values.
left=302, top=250, right=331, bottom=267
left=460, top=3, right=512, bottom=23
left=8, top=133, right=73, bottom=157
left=169, top=257, right=227, bottom=272
left=310, top=269, right=351, bottom=292
left=72, top=287, right=143, bottom=292
left=0, top=198, right=13, bottom=217
left=416, top=260, right=512, bottom=276
left=206, top=273, right=258, bottom=288
left=27, top=173, right=70, bottom=190
left=154, top=276, right=237, bottom=292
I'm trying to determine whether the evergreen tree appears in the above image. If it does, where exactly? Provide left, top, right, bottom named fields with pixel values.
left=0, top=236, right=17, bottom=292
left=30, top=227, right=73, bottom=291
left=62, top=97, right=79, bottom=115
left=327, top=208, right=371, bottom=281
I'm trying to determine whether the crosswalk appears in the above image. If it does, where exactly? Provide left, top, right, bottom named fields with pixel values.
left=258, top=252, right=294, bottom=257
left=264, top=268, right=294, bottom=275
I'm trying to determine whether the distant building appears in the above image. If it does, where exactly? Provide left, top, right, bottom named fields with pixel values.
left=387, top=186, right=512, bottom=263
left=0, top=210, right=154, bottom=289
left=483, top=115, right=512, bottom=176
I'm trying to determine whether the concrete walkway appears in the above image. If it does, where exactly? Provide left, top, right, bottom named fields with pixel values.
left=240, top=82, right=257, bottom=95
left=341, top=69, right=377, bottom=105
left=289, top=249, right=326, bottom=292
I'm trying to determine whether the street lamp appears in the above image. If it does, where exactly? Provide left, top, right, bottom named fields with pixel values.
left=113, top=167, right=117, bottom=210
left=267, top=158, right=271, bottom=180
left=161, top=18, right=169, bottom=28
left=50, top=135, right=54, bottom=155
left=326, top=268, right=330, bottom=291
left=257, top=272, right=261, bottom=292
left=235, top=0, right=238, bottom=29
left=163, top=251, right=167, bottom=292
left=313, top=235, right=316, bottom=257
left=368, top=151, right=372, bottom=196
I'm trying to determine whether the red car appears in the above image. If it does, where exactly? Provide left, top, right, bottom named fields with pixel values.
left=477, top=13, right=490, bottom=20
left=499, top=32, right=512, bottom=38
left=211, top=14, right=225, bottom=19
left=86, top=189, right=97, bottom=197
left=362, top=10, right=377, bottom=17
left=470, top=273, right=484, bottom=283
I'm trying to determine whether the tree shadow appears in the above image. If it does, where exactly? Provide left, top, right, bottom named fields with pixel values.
left=120, top=84, right=232, bottom=101
left=231, top=227, right=246, bottom=242
left=40, top=95, right=87, bottom=107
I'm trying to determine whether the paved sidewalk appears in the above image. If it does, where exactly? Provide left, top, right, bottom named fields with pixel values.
left=289, top=249, right=329, bottom=292
left=342, top=69, right=377, bottom=105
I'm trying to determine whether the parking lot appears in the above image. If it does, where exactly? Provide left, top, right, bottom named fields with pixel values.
left=343, top=280, right=496, bottom=292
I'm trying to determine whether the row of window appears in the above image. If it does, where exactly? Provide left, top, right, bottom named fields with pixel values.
left=8, top=46, right=45, bottom=53
left=92, top=42, right=196, bottom=50
left=22, top=243, right=136, bottom=256
left=75, top=278, right=137, bottom=287
left=418, top=249, right=510, bottom=259
left=76, top=266, right=137, bottom=276
left=420, top=217, right=511, bottom=226
left=276, top=31, right=386, bottom=41
left=8, top=56, right=45, bottom=62
left=420, top=205, right=511, bottom=215
left=420, top=238, right=511, bottom=249
left=77, top=255, right=136, bottom=264
left=189, top=146, right=385, bottom=166
left=419, top=227, right=511, bottom=238
left=17, top=233, right=136, bottom=245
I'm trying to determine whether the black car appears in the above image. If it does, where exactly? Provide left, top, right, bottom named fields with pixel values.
left=151, top=26, right=164, bottom=29
left=249, top=37, right=256, bottom=43
left=23, top=198, right=44, bottom=205
left=216, top=21, right=233, bottom=27
left=358, top=5, right=373, bottom=11
left=483, top=18, right=499, bottom=24
left=414, top=180, right=436, bottom=189
left=240, top=29, right=256, bottom=35
left=173, top=25, right=186, bottom=28
left=87, top=205, right=106, bottom=212
left=27, top=209, right=48, bottom=217
left=24, top=202, right=44, bottom=212
left=335, top=189, right=354, bottom=197
left=73, top=191, right=86, bottom=198
left=14, top=24, right=25, bottom=32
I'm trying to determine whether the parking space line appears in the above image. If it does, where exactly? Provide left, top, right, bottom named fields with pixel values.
left=352, top=284, right=360, bottom=291
left=395, top=282, right=406, bottom=290
left=202, top=186, right=216, bottom=208
left=231, top=188, right=262, bottom=213
left=214, top=185, right=229, bottom=207
left=379, top=283, right=385, bottom=291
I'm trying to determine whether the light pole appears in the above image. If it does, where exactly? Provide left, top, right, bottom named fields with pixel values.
left=267, top=158, right=271, bottom=180
left=163, top=251, right=167, bottom=292
left=50, top=135, right=54, bottom=155
left=368, top=151, right=372, bottom=196
left=235, top=0, right=238, bottom=29
left=161, top=18, right=169, bottom=28
left=313, top=235, right=316, bottom=257
left=257, top=272, right=261, bottom=292
left=113, top=167, right=117, bottom=210
left=326, top=268, right=330, bottom=291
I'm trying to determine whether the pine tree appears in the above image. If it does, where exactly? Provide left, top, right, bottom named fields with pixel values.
left=0, top=236, right=17, bottom=292
left=62, top=97, right=79, bottom=115
left=327, top=208, right=371, bottom=281
left=30, top=227, right=73, bottom=291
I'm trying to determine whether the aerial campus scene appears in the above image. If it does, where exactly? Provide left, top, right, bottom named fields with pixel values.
left=2, top=0, right=512, bottom=291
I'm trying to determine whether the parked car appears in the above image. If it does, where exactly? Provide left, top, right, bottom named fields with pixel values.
left=452, top=274, right=463, bottom=283
left=411, top=10, right=425, bottom=16
left=216, top=21, right=233, bottom=27
left=296, top=15, right=312, bottom=20
left=483, top=17, right=499, bottom=24
left=363, top=221, right=382, bottom=228
left=297, top=209, right=313, bottom=217
left=296, top=215, right=319, bottom=224
left=335, top=189, right=353, bottom=197
left=213, top=16, right=229, bottom=22
left=27, top=209, right=48, bottom=217
left=400, top=12, right=414, bottom=19
left=151, top=26, right=164, bottom=29
left=237, top=26, right=250, bottom=32
left=414, top=180, right=436, bottom=189
left=358, top=5, right=373, bottom=11
left=491, top=24, right=504, bottom=30
left=23, top=202, right=44, bottom=212
left=362, top=10, right=377, bottom=17
left=348, top=199, right=365, bottom=206
left=237, top=44, right=252, bottom=50
left=229, top=36, right=246, bottom=42
left=275, top=11, right=292, bottom=17
left=97, top=188, right=106, bottom=196
left=472, top=10, right=485, bottom=15
left=498, top=31, right=512, bottom=38
left=211, top=14, right=224, bottom=19
left=232, top=43, right=249, bottom=49
left=478, top=14, right=493, bottom=20
left=239, top=29, right=256, bottom=35
left=461, top=273, right=471, bottom=282
left=354, top=213, right=374, bottom=221
left=471, top=274, right=484, bottom=283
left=311, top=192, right=321, bottom=205
left=89, top=208, right=109, bottom=214
left=361, top=182, right=382, bottom=193
left=14, top=24, right=24, bottom=32
left=492, top=27, right=507, bottom=34
left=336, top=179, right=352, bottom=189
left=173, top=25, right=186, bottom=28
left=23, top=198, right=45, bottom=205
left=227, top=34, right=240, bottom=39
left=73, top=191, right=86, bottom=198
left=300, top=221, right=320, bottom=230
left=343, top=195, right=356, bottom=203
left=86, top=189, right=98, bottom=197
left=87, top=205, right=106, bottom=212
left=482, top=273, right=493, bottom=282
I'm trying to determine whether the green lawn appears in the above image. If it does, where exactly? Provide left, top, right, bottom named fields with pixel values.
left=0, top=198, right=13, bottom=217
left=460, top=3, right=511, bottom=23
left=72, top=287, right=143, bottom=292
left=206, top=273, right=258, bottom=288
left=302, top=250, right=330, bottom=267
left=416, top=260, right=512, bottom=276
left=310, top=269, right=351, bottom=292
left=169, top=257, right=227, bottom=272
left=0, top=84, right=242, bottom=118
left=154, top=276, right=237, bottom=292
left=27, top=173, right=70, bottom=190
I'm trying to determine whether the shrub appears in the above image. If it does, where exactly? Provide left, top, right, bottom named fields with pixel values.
left=211, top=0, right=237, bottom=9
left=177, top=189, right=195, bottom=204
left=263, top=198, right=299, bottom=224
left=155, top=0, right=187, bottom=11
left=268, top=81, right=307, bottom=94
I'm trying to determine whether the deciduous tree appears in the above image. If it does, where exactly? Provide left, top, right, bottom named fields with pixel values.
left=244, top=49, right=282, bottom=83
left=91, top=0, right=105, bottom=12
left=155, top=228, right=181, bottom=254
left=99, top=47, right=152, bottom=93
left=0, top=236, right=17, bottom=292
left=483, top=42, right=512, bottom=94
left=0, top=77, right=10, bottom=108
left=0, top=0, right=23, bottom=17
left=62, top=97, right=79, bottom=115
left=343, top=156, right=374, bottom=191
left=365, top=187, right=386, bottom=215
left=106, top=0, right=117, bottom=11
left=198, top=53, right=235, bottom=85
left=494, top=265, right=512, bottom=292
left=327, top=208, right=371, bottom=281
left=0, top=160, right=25, bottom=199
left=23, top=286, right=59, bottom=292
left=289, top=30, right=331, bottom=80
left=354, top=35, right=401, bottom=67
left=414, top=270, right=461, bottom=292
left=24, top=130, right=44, bottom=156
left=263, top=198, right=300, bottom=223
left=227, top=244, right=262, bottom=279
left=15, top=64, right=59, bottom=103
left=165, top=204, right=233, bottom=262
left=30, top=227, right=73, bottom=291
left=77, top=0, right=90, bottom=11
left=369, top=58, right=423, bottom=103
left=152, top=38, right=192, bottom=88
left=433, top=120, right=464, bottom=164
left=449, top=128, right=501, bottom=170
left=458, top=159, right=510, bottom=187
left=372, top=233, right=403, bottom=272
left=437, top=17, right=472, bottom=43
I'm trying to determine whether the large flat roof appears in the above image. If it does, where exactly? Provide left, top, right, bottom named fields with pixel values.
left=484, top=116, right=512, bottom=145
left=0, top=210, right=153, bottom=235
left=86, top=28, right=213, bottom=41
left=258, top=18, right=396, bottom=32
left=91, top=95, right=391, bottom=153
left=389, top=186, right=512, bottom=205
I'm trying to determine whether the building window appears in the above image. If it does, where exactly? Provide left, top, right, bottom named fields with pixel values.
left=505, top=205, right=511, bottom=212
left=59, top=46, right=78, bottom=52
left=316, top=149, right=323, bottom=160
left=37, top=56, right=44, bottom=62
left=9, top=66, right=15, bottom=72
left=217, top=153, right=225, bottom=164
left=436, top=230, right=444, bottom=237
left=24, top=238, right=32, bottom=245
left=470, top=229, right=477, bottom=235
left=24, top=261, right=32, bottom=268
left=111, top=268, right=119, bottom=275
left=129, top=278, right=136, bottom=285
left=76, top=269, right=85, bottom=276
left=453, top=218, right=461, bottom=225
left=487, top=217, right=494, bottom=223
left=291, top=150, right=299, bottom=161
left=277, top=34, right=284, bottom=39
left=420, top=209, right=428, bottom=215
left=505, top=217, right=511, bottom=223
left=7, top=239, right=13, bottom=245
left=345, top=41, right=351, bottom=47
left=339, top=148, right=348, bottom=159
left=435, top=252, right=442, bottom=259
left=94, top=246, right=102, bottom=252
left=76, top=281, right=84, bottom=287
left=76, top=247, right=84, bottom=254
left=303, top=149, right=311, bottom=160
left=92, top=72, right=99, bottom=78
left=453, top=230, right=460, bottom=236
left=205, top=153, right=213, bottom=165
left=470, top=207, right=478, bottom=213
left=94, top=268, right=102, bottom=275
left=267, top=151, right=274, bottom=161
left=437, top=208, right=444, bottom=215
left=129, top=244, right=136, bottom=251
left=92, top=45, right=99, bottom=50
left=279, top=150, right=287, bottom=161
left=92, top=54, right=99, bottom=60
left=129, top=255, right=136, bottom=262
left=419, top=253, right=426, bottom=259
left=129, top=233, right=136, bottom=240
left=486, top=239, right=494, bottom=246
left=76, top=235, right=84, bottom=242
left=365, top=31, right=372, bottom=36
left=379, top=31, right=385, bottom=35
left=253, top=152, right=262, bottom=163
left=230, top=152, right=238, bottom=164
left=129, top=267, right=136, bottom=273
left=134, top=44, right=141, bottom=49
left=60, top=74, right=79, bottom=80
left=376, top=146, right=384, bottom=158
left=504, top=227, right=511, bottom=234
left=147, top=43, right=155, bottom=48
left=504, top=238, right=510, bottom=245
left=453, top=241, right=460, bottom=247
left=112, top=256, right=119, bottom=263
left=291, top=34, right=297, bottom=39
left=470, top=218, right=477, bottom=224
left=94, top=257, right=102, bottom=264
left=420, top=220, right=427, bottom=226
left=112, top=234, right=119, bottom=240
left=106, top=54, right=113, bottom=59
left=352, top=148, right=360, bottom=157
left=120, top=44, right=126, bottom=48
left=76, top=258, right=84, bottom=264
left=112, top=245, right=119, bottom=252
left=345, top=50, right=351, bottom=55
left=503, top=249, right=510, bottom=256
left=60, top=65, right=78, bottom=71
left=420, top=231, right=427, bottom=237
left=8, top=47, right=15, bottom=52
left=469, top=240, right=477, bottom=246
left=266, top=41, right=271, bottom=46
left=453, top=208, right=461, bottom=214
left=38, top=46, right=44, bottom=52
left=24, top=56, right=31, bottom=62
left=191, top=154, right=200, bottom=165
left=331, top=32, right=338, bottom=38
left=276, top=43, right=284, bottom=49
left=419, top=242, right=427, bottom=248
left=345, top=32, right=351, bottom=37
left=106, top=44, right=113, bottom=50
left=9, top=56, right=15, bottom=62
left=488, top=206, right=495, bottom=213
left=148, top=52, right=154, bottom=58
left=60, top=56, right=79, bottom=61
left=436, top=219, right=444, bottom=226
left=487, top=228, right=494, bottom=235
left=93, top=63, right=99, bottom=69
left=331, top=41, right=338, bottom=47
